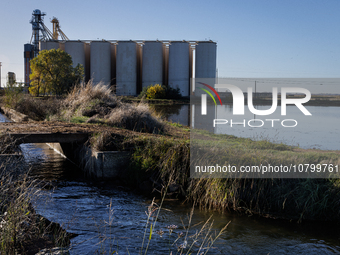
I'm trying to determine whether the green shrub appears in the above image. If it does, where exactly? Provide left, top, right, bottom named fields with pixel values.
left=146, top=84, right=166, bottom=99
left=138, top=84, right=182, bottom=99
left=165, top=86, right=181, bottom=99
left=3, top=82, right=23, bottom=108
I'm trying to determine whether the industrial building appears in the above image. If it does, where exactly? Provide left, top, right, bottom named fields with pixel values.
left=8, top=72, right=16, bottom=86
left=24, top=10, right=217, bottom=97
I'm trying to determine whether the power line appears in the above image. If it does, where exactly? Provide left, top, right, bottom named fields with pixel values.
left=220, top=77, right=340, bottom=85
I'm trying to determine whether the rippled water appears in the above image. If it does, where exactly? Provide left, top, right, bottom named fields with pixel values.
left=1, top=113, right=340, bottom=254
left=20, top=143, right=340, bottom=254
left=0, top=113, right=10, bottom=122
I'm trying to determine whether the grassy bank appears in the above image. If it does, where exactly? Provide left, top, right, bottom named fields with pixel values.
left=120, top=96, right=189, bottom=105
left=124, top=127, right=340, bottom=223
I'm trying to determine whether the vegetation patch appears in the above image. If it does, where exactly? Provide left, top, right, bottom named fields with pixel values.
left=15, top=95, right=61, bottom=121
left=139, top=84, right=182, bottom=99
left=70, top=116, right=89, bottom=124
left=3, top=83, right=24, bottom=109
left=89, top=131, right=131, bottom=151
left=0, top=134, right=73, bottom=254
left=0, top=134, right=21, bottom=154
left=107, top=103, right=164, bottom=134
left=59, top=81, right=119, bottom=121
left=51, top=81, right=166, bottom=134
left=29, top=48, right=84, bottom=96
left=122, top=129, right=340, bottom=222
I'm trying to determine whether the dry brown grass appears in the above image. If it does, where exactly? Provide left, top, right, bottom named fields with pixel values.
left=56, top=81, right=165, bottom=134
left=107, top=103, right=165, bottom=134
left=15, top=95, right=62, bottom=121
left=66, top=81, right=118, bottom=109
left=89, top=131, right=129, bottom=151
left=0, top=134, right=21, bottom=154
left=60, top=81, right=119, bottom=121
left=0, top=134, right=73, bottom=254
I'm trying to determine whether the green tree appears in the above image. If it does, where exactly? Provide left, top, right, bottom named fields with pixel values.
left=29, top=67, right=43, bottom=96
left=29, top=49, right=84, bottom=96
left=4, top=79, right=23, bottom=107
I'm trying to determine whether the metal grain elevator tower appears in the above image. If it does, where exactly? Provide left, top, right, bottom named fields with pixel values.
left=30, top=9, right=49, bottom=57
left=25, top=9, right=69, bottom=86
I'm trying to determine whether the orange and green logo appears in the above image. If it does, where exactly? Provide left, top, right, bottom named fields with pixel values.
left=197, top=82, right=223, bottom=106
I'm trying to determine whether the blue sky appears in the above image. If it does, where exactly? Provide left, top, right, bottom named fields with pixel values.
left=0, top=0, right=339, bottom=87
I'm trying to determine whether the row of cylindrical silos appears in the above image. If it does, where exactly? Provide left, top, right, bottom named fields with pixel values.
left=39, top=40, right=216, bottom=97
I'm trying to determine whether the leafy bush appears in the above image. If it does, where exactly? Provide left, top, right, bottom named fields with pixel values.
left=146, top=84, right=166, bottom=99
left=3, top=82, right=23, bottom=108
left=138, top=86, right=148, bottom=99
left=139, top=84, right=182, bottom=99
left=165, top=86, right=182, bottom=99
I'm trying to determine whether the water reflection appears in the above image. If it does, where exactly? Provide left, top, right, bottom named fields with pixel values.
left=21, top=143, right=82, bottom=181
left=151, top=104, right=190, bottom=126
left=154, top=104, right=340, bottom=150
left=213, top=105, right=340, bottom=150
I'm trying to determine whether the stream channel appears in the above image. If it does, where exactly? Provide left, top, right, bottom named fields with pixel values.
left=1, top=110, right=340, bottom=254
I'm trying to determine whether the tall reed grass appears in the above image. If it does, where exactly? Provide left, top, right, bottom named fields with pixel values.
left=127, top=130, right=340, bottom=222
left=92, top=183, right=228, bottom=254
left=0, top=134, right=72, bottom=254
left=59, top=81, right=119, bottom=121
left=107, top=103, right=164, bottom=134
left=15, top=95, right=61, bottom=121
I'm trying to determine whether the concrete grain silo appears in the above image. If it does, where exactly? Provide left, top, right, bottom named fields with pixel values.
left=110, top=43, right=116, bottom=89
left=195, top=41, right=216, bottom=78
left=85, top=43, right=91, bottom=82
left=168, top=41, right=190, bottom=97
left=62, top=41, right=87, bottom=80
left=39, top=41, right=60, bottom=51
left=59, top=42, right=65, bottom=51
left=64, top=41, right=86, bottom=70
left=116, top=41, right=137, bottom=96
left=137, top=43, right=142, bottom=93
left=90, top=41, right=111, bottom=85
left=142, top=41, right=163, bottom=89
left=162, top=43, right=169, bottom=86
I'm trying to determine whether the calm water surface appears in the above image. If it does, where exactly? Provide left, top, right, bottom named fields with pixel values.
left=155, top=104, right=340, bottom=151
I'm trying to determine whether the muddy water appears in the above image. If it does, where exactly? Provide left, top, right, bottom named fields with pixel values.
left=1, top=113, right=339, bottom=254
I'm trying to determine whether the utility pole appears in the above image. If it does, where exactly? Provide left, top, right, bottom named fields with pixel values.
left=254, top=80, right=257, bottom=120
left=255, top=80, right=257, bottom=99
left=0, top=62, right=2, bottom=88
